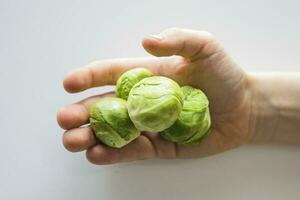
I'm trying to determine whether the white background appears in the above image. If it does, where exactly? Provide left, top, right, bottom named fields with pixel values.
left=1, top=0, right=300, bottom=199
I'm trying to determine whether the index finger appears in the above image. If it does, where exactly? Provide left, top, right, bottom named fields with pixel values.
left=63, top=57, right=175, bottom=93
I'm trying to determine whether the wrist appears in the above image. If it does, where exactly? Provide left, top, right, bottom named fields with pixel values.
left=247, top=73, right=281, bottom=144
left=247, top=72, right=300, bottom=145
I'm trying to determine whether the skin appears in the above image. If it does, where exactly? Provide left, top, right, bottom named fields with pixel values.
left=57, top=28, right=300, bottom=165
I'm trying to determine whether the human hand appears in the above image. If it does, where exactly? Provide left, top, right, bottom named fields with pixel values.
left=57, top=28, right=253, bottom=165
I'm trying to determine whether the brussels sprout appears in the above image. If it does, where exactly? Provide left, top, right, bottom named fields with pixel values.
left=116, top=68, right=153, bottom=100
left=127, top=76, right=184, bottom=132
left=160, top=86, right=211, bottom=144
left=89, top=97, right=140, bottom=148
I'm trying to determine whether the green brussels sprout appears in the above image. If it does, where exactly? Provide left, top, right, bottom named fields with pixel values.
left=127, top=76, right=184, bottom=132
left=160, top=86, right=211, bottom=144
left=89, top=97, right=140, bottom=148
left=116, top=68, right=153, bottom=100
left=183, top=122, right=211, bottom=144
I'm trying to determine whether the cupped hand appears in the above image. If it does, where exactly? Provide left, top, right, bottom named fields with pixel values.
left=57, top=28, right=253, bottom=165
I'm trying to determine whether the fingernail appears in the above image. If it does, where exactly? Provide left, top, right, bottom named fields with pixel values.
left=149, top=34, right=163, bottom=41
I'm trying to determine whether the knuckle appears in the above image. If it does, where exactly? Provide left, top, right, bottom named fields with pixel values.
left=85, top=66, right=95, bottom=88
left=107, top=63, right=117, bottom=84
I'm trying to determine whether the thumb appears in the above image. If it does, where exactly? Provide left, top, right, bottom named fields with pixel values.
left=142, top=28, right=219, bottom=60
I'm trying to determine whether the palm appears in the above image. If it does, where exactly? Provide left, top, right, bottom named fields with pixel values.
left=57, top=28, right=252, bottom=164
left=156, top=50, right=251, bottom=158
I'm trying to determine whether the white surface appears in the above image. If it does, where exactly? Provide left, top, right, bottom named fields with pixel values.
left=0, top=0, right=300, bottom=199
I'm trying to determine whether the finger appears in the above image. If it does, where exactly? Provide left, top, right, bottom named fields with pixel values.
left=63, top=127, right=97, bottom=152
left=63, top=57, right=172, bottom=93
left=57, top=92, right=114, bottom=130
left=142, top=132, right=178, bottom=159
left=85, top=129, right=233, bottom=165
left=86, top=135, right=157, bottom=165
left=142, top=27, right=220, bottom=60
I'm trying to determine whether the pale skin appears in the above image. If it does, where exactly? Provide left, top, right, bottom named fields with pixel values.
left=57, top=28, right=300, bottom=165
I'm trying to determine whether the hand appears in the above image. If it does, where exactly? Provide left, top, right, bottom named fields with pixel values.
left=57, top=28, right=253, bottom=165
